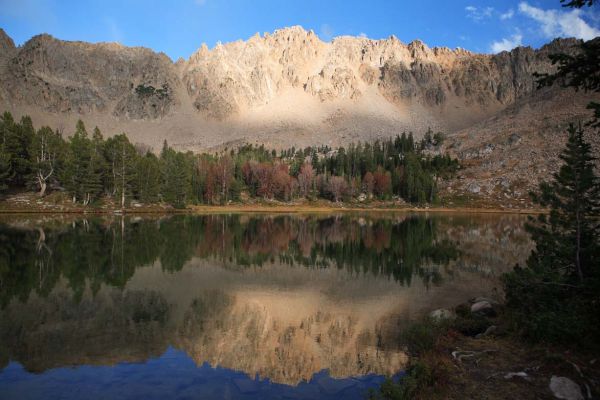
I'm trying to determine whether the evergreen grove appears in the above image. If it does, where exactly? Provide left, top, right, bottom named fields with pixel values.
left=0, top=111, right=459, bottom=208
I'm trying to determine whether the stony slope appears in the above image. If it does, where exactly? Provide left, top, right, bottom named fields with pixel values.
left=0, top=26, right=597, bottom=204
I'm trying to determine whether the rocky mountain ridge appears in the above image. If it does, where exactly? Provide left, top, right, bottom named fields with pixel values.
left=0, top=27, right=582, bottom=141
left=0, top=26, right=597, bottom=204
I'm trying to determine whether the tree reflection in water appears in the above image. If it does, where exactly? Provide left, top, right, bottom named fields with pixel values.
left=0, top=213, right=529, bottom=390
left=0, top=214, right=460, bottom=307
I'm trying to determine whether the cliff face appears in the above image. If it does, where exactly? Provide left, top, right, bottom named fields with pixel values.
left=0, top=26, right=595, bottom=203
left=0, top=27, right=581, bottom=135
left=1, top=33, right=179, bottom=119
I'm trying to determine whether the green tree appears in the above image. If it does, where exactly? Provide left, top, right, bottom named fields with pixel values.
left=0, top=151, right=11, bottom=192
left=402, top=153, right=435, bottom=204
left=63, top=120, right=93, bottom=203
left=502, top=124, right=600, bottom=343
left=1, top=114, right=34, bottom=187
left=433, top=132, right=445, bottom=146
left=0, top=112, right=15, bottom=192
left=161, top=151, right=189, bottom=208
left=135, top=152, right=161, bottom=203
left=85, top=126, right=106, bottom=202
left=105, top=134, right=137, bottom=208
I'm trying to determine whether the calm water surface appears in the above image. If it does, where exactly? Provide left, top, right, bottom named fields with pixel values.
left=0, top=213, right=531, bottom=399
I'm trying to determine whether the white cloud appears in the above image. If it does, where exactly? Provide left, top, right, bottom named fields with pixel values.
left=490, top=33, right=523, bottom=53
left=358, top=32, right=368, bottom=38
left=320, top=24, right=334, bottom=42
left=518, top=2, right=600, bottom=40
left=195, top=0, right=207, bottom=5
left=500, top=9, right=514, bottom=20
left=465, top=5, right=494, bottom=21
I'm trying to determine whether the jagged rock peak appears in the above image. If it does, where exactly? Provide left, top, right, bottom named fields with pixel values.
left=0, top=24, right=587, bottom=159
left=185, top=25, right=481, bottom=66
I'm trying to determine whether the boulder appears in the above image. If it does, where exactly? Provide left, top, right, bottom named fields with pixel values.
left=467, top=183, right=481, bottom=194
left=471, top=300, right=494, bottom=315
left=471, top=296, right=499, bottom=305
left=429, top=308, right=454, bottom=321
left=483, top=325, right=497, bottom=336
left=475, top=325, right=498, bottom=338
left=549, top=376, right=583, bottom=400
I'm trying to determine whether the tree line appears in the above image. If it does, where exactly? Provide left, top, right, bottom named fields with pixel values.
left=0, top=111, right=458, bottom=207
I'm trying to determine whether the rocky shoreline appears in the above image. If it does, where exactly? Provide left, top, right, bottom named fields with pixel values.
left=388, top=298, right=599, bottom=400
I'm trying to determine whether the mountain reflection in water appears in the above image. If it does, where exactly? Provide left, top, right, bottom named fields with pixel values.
left=0, top=213, right=530, bottom=398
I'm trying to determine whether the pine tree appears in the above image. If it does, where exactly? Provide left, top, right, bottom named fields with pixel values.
left=135, top=152, right=161, bottom=203
left=64, top=120, right=93, bottom=203
left=161, top=151, right=189, bottom=208
left=1, top=114, right=34, bottom=187
left=0, top=112, right=15, bottom=192
left=0, top=150, right=12, bottom=192
left=530, top=124, right=599, bottom=281
left=84, top=126, right=105, bottom=203
left=105, top=134, right=137, bottom=208
left=503, top=124, right=600, bottom=343
left=422, top=127, right=433, bottom=149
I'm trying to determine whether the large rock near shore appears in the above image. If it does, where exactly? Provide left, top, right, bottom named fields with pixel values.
left=549, top=376, right=584, bottom=400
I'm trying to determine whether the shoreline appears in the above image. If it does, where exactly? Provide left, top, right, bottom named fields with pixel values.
left=189, top=204, right=544, bottom=215
left=0, top=203, right=545, bottom=215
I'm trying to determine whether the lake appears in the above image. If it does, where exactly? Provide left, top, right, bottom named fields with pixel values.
left=0, top=212, right=531, bottom=399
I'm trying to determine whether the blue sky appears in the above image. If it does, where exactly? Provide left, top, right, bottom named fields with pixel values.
left=0, top=0, right=598, bottom=60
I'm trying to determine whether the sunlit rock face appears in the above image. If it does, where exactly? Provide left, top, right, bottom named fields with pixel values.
left=3, top=26, right=575, bottom=123
left=0, top=27, right=584, bottom=149
left=0, top=214, right=530, bottom=384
